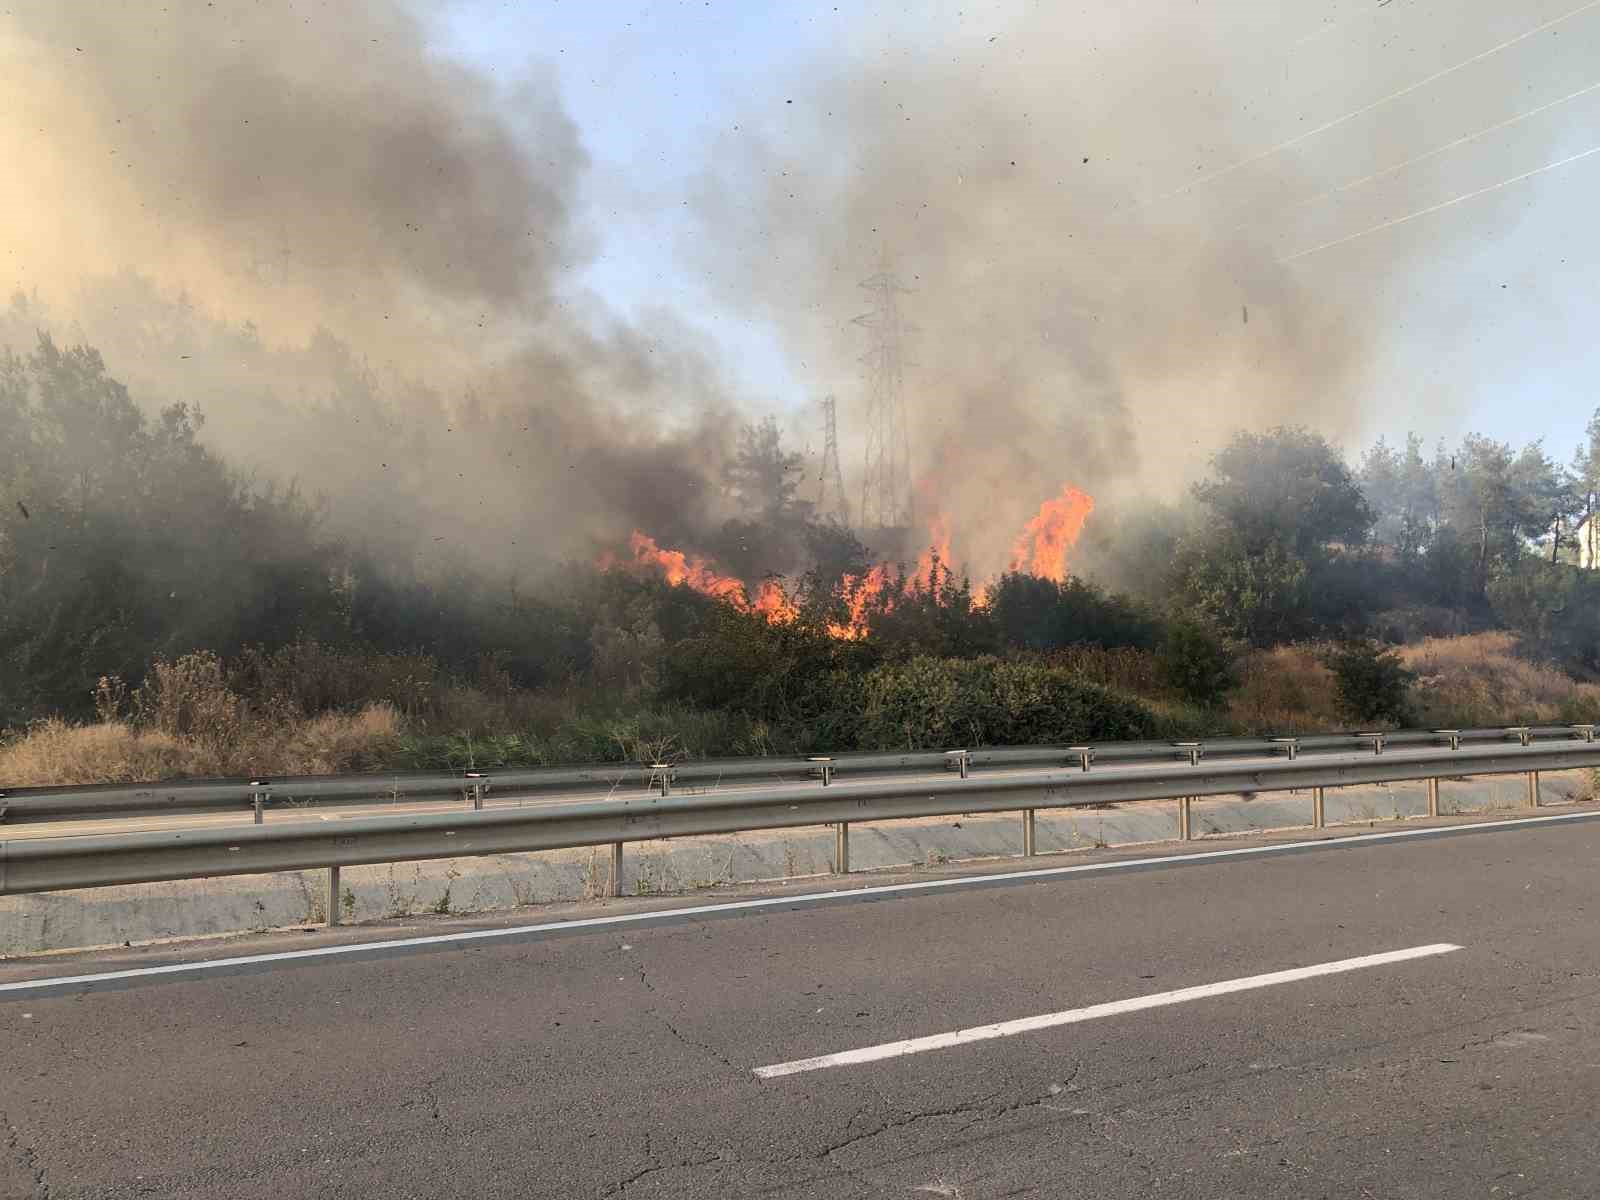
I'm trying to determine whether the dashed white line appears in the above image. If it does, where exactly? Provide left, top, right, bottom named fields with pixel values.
left=753, top=944, right=1463, bottom=1078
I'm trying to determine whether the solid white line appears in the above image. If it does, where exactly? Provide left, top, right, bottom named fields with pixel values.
left=753, top=944, right=1462, bottom=1079
left=0, top=809, right=1590, bottom=997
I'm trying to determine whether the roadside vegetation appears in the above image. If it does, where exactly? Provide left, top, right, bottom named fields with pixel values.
left=7, top=326, right=1600, bottom=785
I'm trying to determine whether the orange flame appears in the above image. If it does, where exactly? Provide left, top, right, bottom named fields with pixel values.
left=1008, top=485, right=1094, bottom=582
left=750, top=578, right=798, bottom=623
left=827, top=516, right=953, bottom=639
left=611, top=532, right=797, bottom=623
left=911, top=514, right=952, bottom=593
left=827, top=562, right=893, bottom=640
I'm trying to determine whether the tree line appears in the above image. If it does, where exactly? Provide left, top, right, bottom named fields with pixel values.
left=4, top=326, right=1600, bottom=731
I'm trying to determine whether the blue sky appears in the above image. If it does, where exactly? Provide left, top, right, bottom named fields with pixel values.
left=429, top=1, right=1600, bottom=467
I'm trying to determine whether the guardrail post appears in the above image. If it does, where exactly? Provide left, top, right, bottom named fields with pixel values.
left=1356, top=732, right=1385, bottom=755
left=1312, top=786, right=1325, bottom=829
left=809, top=757, right=834, bottom=786
left=250, top=780, right=269, bottom=824
left=1427, top=777, right=1440, bottom=818
left=1023, top=809, right=1036, bottom=856
left=1067, top=745, right=1094, bottom=772
left=326, top=865, right=341, bottom=926
left=1435, top=729, right=1461, bottom=751
left=464, top=772, right=487, bottom=810
left=1270, top=737, right=1300, bottom=761
left=1503, top=729, right=1536, bottom=807
left=834, top=822, right=850, bottom=874
left=1173, top=743, right=1201, bottom=841
left=945, top=750, right=971, bottom=779
left=610, top=842, right=623, bottom=897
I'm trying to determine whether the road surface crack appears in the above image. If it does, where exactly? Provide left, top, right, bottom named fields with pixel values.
left=654, top=1012, right=737, bottom=1070
left=1110, top=1058, right=1209, bottom=1090
left=3, top=1112, right=51, bottom=1199
left=635, top=961, right=737, bottom=1070
left=599, top=1129, right=720, bottom=1197
left=814, top=1083, right=1070, bottom=1162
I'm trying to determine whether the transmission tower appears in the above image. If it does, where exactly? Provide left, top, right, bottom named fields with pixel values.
left=854, top=250, right=912, bottom=530
left=816, top=395, right=848, bottom=522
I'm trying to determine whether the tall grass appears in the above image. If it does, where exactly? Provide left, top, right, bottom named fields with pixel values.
left=0, top=705, right=401, bottom=785
left=1227, top=644, right=1344, bottom=732
left=1398, top=631, right=1600, bottom=727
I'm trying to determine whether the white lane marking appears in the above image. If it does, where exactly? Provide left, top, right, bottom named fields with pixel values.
left=0, top=810, right=1589, bottom=997
left=753, top=944, right=1463, bottom=1079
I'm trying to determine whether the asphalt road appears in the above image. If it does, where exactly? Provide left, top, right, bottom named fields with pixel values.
left=5, top=813, right=1600, bottom=1198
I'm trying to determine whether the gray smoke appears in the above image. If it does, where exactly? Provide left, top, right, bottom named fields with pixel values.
left=4, top=1, right=1585, bottom=583
left=0, top=0, right=741, bottom=572
left=690, top=0, right=1588, bottom=575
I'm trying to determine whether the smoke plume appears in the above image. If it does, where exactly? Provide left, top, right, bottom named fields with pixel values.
left=691, top=0, right=1593, bottom=576
left=4, top=1, right=1585, bottom=586
left=0, top=0, right=740, bottom=571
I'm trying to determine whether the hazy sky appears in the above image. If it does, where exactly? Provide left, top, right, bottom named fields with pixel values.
left=433, top=0, right=1600, bottom=463
left=3, top=0, right=1597, bottom=499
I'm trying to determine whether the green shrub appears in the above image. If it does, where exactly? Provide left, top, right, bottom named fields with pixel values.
left=987, top=572, right=1161, bottom=652
left=1326, top=639, right=1414, bottom=725
left=1156, top=619, right=1237, bottom=707
left=854, top=655, right=1165, bottom=749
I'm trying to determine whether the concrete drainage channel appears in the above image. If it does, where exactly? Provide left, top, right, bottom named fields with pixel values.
left=3, top=769, right=1591, bottom=958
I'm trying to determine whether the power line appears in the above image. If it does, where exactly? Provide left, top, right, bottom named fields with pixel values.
left=1279, top=141, right=1600, bottom=262
left=1162, top=0, right=1600, bottom=201
left=1233, top=77, right=1600, bottom=234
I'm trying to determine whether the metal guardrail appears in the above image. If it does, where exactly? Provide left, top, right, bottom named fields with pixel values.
left=2, top=723, right=1595, bottom=825
left=3, top=742, right=1597, bottom=927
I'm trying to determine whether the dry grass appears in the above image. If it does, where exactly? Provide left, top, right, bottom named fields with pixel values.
left=1221, top=632, right=1600, bottom=734
left=1227, top=644, right=1344, bottom=733
left=1398, top=631, right=1600, bottom=728
left=0, top=704, right=401, bottom=785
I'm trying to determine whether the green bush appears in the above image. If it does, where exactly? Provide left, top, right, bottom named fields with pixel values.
left=1156, top=619, right=1237, bottom=707
left=1325, top=640, right=1414, bottom=724
left=986, top=572, right=1161, bottom=652
left=854, top=655, right=1166, bottom=750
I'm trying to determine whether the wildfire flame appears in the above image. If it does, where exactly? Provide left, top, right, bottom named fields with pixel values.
left=827, top=563, right=892, bottom=640
left=611, top=531, right=798, bottom=623
left=912, top=514, right=952, bottom=593
left=606, top=488, right=1092, bottom=641
left=827, top=517, right=951, bottom=639
left=1008, top=485, right=1094, bottom=583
